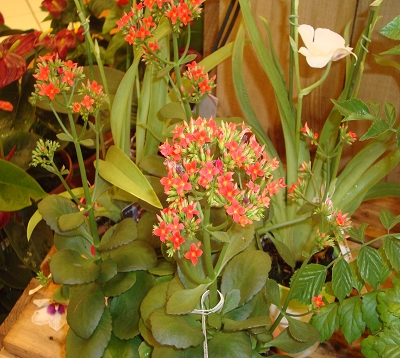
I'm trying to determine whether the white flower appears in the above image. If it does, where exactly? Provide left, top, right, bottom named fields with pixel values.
left=298, top=24, right=355, bottom=68
left=31, top=299, right=67, bottom=331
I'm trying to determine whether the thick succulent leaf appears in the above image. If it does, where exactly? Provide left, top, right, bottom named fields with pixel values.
left=67, top=283, right=105, bottom=340
left=66, top=307, right=112, bottom=358
left=208, top=331, right=252, bottom=358
left=102, top=334, right=142, bottom=358
left=149, top=307, right=203, bottom=349
left=98, top=218, right=138, bottom=251
left=166, top=283, right=209, bottom=314
left=221, top=250, right=271, bottom=306
left=0, top=159, right=47, bottom=211
left=50, top=249, right=100, bottom=284
left=102, top=271, right=137, bottom=297
left=108, top=241, right=157, bottom=272
left=266, top=326, right=320, bottom=354
left=110, top=271, right=154, bottom=340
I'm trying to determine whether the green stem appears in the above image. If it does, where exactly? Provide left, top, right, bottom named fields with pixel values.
left=172, top=33, right=192, bottom=120
left=179, top=256, right=212, bottom=284
left=257, top=212, right=311, bottom=235
left=202, top=204, right=216, bottom=280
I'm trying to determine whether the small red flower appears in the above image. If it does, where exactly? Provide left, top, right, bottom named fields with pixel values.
left=0, top=100, right=14, bottom=112
left=312, top=295, right=325, bottom=308
left=81, top=95, right=94, bottom=110
left=184, top=242, right=203, bottom=266
left=38, top=82, right=60, bottom=100
left=169, top=231, right=185, bottom=250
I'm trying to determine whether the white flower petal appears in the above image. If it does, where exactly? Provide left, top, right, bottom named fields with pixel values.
left=306, top=54, right=333, bottom=69
left=32, top=298, right=52, bottom=308
left=298, top=24, right=355, bottom=68
left=32, top=307, right=53, bottom=326
left=49, top=312, right=67, bottom=331
left=313, top=28, right=346, bottom=54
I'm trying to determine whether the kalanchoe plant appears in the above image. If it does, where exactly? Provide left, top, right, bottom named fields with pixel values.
left=28, top=55, right=163, bottom=358
left=140, top=117, right=286, bottom=356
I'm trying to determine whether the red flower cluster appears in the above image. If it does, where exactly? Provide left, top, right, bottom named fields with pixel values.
left=30, top=56, right=108, bottom=118
left=153, top=117, right=285, bottom=264
left=117, top=0, right=205, bottom=52
left=181, top=61, right=216, bottom=102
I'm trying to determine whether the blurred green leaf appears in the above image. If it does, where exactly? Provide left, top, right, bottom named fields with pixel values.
left=332, top=258, right=353, bottom=302
left=0, top=160, right=47, bottom=211
left=379, top=15, right=400, bottom=40
left=311, top=302, right=340, bottom=342
left=338, top=296, right=366, bottom=344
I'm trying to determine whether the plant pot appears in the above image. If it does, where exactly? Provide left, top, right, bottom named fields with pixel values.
left=269, top=284, right=335, bottom=357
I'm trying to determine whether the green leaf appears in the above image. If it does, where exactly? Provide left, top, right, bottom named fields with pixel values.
left=97, top=146, right=162, bottom=209
left=348, top=224, right=368, bottom=243
left=265, top=278, right=282, bottom=309
left=103, top=334, right=141, bottom=358
left=221, top=289, right=241, bottom=315
left=166, top=283, right=209, bottom=314
left=217, top=224, right=255, bottom=275
left=50, top=249, right=100, bottom=284
left=286, top=317, right=316, bottom=342
left=349, top=260, right=364, bottom=293
left=363, top=182, right=400, bottom=200
left=384, top=102, right=396, bottom=126
left=311, top=302, right=340, bottom=342
left=110, top=54, right=139, bottom=155
left=383, top=236, right=400, bottom=270
left=332, top=98, right=372, bottom=118
left=222, top=316, right=271, bottom=331
left=362, top=291, right=382, bottom=334
left=98, top=218, right=138, bottom=251
left=149, top=307, right=203, bottom=349
left=109, top=241, right=157, bottom=272
left=158, top=102, right=187, bottom=121
left=210, top=230, right=231, bottom=242
left=56, top=133, right=73, bottom=142
left=110, top=271, right=154, bottom=340
left=266, top=326, right=320, bottom=354
left=66, top=307, right=112, bottom=358
left=58, top=212, right=86, bottom=232
left=140, top=280, right=169, bottom=326
left=338, top=296, right=366, bottom=344
left=373, top=54, right=400, bottom=71
left=0, top=159, right=47, bottom=211
left=360, top=119, right=391, bottom=141
left=38, top=195, right=88, bottom=237
left=332, top=258, right=353, bottom=302
left=102, top=271, right=137, bottom=297
left=357, top=246, right=389, bottom=289
left=380, top=210, right=400, bottom=231
left=97, top=257, right=118, bottom=284
left=379, top=16, right=400, bottom=40
left=380, top=44, right=400, bottom=55
left=208, top=331, right=252, bottom=358
left=289, top=264, right=327, bottom=305
left=138, top=154, right=167, bottom=177
left=221, top=250, right=271, bottom=306
left=68, top=283, right=105, bottom=339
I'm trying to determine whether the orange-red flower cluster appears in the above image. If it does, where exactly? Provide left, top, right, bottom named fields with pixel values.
left=153, top=117, right=285, bottom=264
left=30, top=56, right=108, bottom=119
left=181, top=61, right=216, bottom=102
